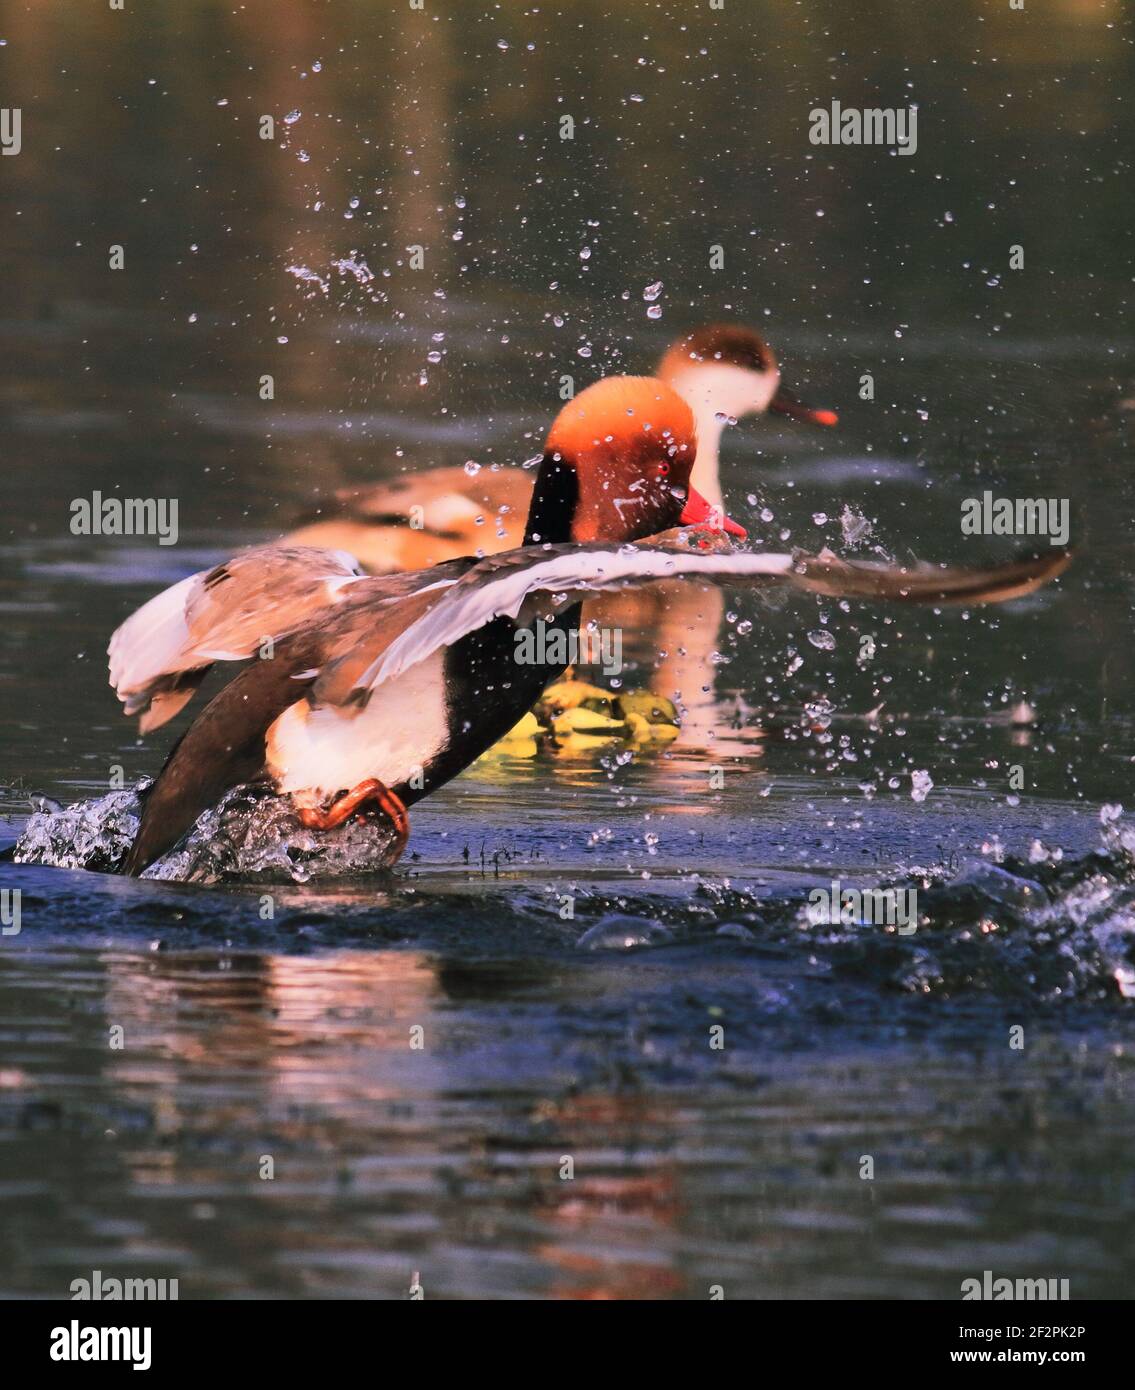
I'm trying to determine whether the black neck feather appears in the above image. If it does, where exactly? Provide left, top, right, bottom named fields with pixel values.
left=523, top=454, right=578, bottom=545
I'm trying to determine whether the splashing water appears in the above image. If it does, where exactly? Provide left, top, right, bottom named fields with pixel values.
left=332, top=254, right=375, bottom=285
left=286, top=263, right=330, bottom=295
left=14, top=783, right=401, bottom=884
left=839, top=503, right=873, bottom=548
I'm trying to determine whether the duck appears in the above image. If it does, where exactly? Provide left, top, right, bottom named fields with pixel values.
left=286, top=324, right=837, bottom=735
left=284, top=323, right=837, bottom=571
left=109, top=375, right=1068, bottom=876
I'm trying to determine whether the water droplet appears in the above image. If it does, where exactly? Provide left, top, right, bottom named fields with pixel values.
left=911, top=769, right=934, bottom=803
left=576, top=915, right=673, bottom=952
left=840, top=504, right=873, bottom=547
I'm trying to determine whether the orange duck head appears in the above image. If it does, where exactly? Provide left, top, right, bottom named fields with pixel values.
left=524, top=375, right=747, bottom=546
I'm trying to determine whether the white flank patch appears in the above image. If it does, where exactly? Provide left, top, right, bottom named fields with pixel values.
left=266, top=652, right=449, bottom=798
left=360, top=547, right=797, bottom=691
left=423, top=492, right=487, bottom=529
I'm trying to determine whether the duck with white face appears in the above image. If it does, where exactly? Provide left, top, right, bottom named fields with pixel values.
left=108, top=375, right=1067, bottom=879
left=657, top=323, right=838, bottom=513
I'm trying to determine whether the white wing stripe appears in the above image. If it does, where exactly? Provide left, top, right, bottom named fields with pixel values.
left=362, top=548, right=796, bottom=689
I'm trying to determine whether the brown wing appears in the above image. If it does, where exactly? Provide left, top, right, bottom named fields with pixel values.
left=355, top=541, right=1072, bottom=692
left=108, top=545, right=364, bottom=732
left=121, top=628, right=326, bottom=875
left=789, top=546, right=1072, bottom=604
left=121, top=563, right=476, bottom=874
left=286, top=467, right=532, bottom=573
left=331, top=467, right=532, bottom=528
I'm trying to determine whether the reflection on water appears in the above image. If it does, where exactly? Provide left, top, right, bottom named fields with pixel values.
left=1, top=0, right=1133, bottom=1298
left=2, top=942, right=1132, bottom=1299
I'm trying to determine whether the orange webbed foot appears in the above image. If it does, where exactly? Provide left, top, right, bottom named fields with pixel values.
left=295, top=779, right=410, bottom=857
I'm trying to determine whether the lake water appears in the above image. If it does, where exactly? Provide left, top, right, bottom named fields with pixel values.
left=0, top=0, right=1133, bottom=1300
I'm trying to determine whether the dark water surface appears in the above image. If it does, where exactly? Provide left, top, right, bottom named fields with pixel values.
left=1, top=1, right=1133, bottom=1298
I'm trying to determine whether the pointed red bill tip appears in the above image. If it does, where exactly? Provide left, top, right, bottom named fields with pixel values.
left=770, top=388, right=839, bottom=429
left=679, top=486, right=748, bottom=539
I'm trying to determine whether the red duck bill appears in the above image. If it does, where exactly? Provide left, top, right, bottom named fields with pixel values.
left=770, top=386, right=839, bottom=428
left=678, top=486, right=748, bottom=538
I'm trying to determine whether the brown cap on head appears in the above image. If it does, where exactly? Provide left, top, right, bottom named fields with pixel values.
left=660, top=323, right=839, bottom=429
left=659, top=323, right=778, bottom=379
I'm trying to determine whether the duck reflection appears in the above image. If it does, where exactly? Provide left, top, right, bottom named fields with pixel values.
left=92, top=944, right=698, bottom=1297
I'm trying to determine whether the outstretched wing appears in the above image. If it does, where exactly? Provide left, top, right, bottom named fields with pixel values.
left=357, top=539, right=1071, bottom=692
left=108, top=544, right=366, bottom=732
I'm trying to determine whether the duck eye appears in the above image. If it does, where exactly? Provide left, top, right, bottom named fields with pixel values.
left=657, top=461, right=670, bottom=476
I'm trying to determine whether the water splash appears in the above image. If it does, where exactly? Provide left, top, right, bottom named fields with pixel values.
left=14, top=783, right=401, bottom=884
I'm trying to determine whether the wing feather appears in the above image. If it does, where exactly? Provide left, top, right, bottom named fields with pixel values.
left=108, top=544, right=365, bottom=730
left=359, top=540, right=1071, bottom=692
